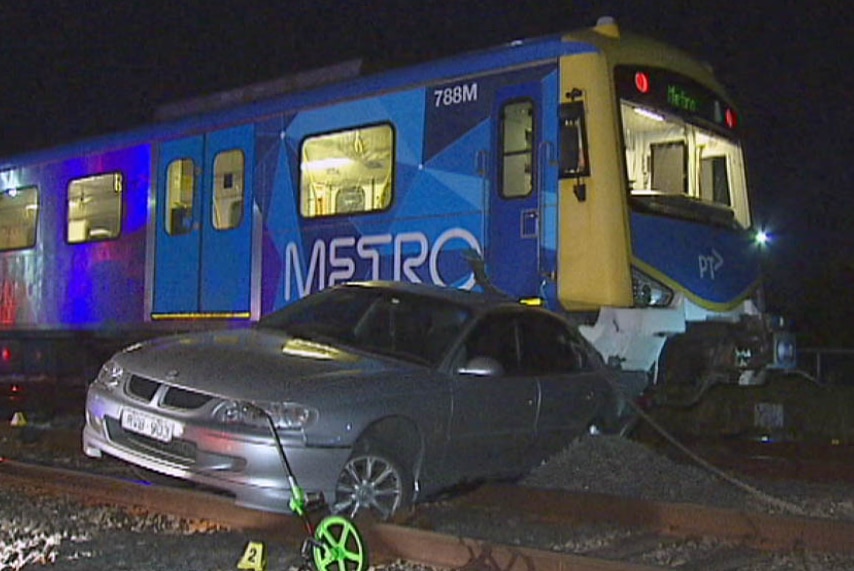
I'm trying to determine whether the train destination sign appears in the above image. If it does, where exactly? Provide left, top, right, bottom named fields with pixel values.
left=614, top=65, right=737, bottom=133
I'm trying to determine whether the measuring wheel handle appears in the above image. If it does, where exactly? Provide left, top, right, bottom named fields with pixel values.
left=310, top=514, right=368, bottom=571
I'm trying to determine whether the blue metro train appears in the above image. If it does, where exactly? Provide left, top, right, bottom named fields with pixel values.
left=0, top=17, right=794, bottom=412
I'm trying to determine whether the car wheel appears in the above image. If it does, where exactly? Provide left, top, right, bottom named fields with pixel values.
left=332, top=449, right=412, bottom=520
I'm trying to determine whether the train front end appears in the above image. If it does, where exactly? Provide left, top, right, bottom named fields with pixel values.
left=555, top=20, right=795, bottom=404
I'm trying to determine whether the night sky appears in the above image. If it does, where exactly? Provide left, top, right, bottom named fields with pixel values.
left=1, top=1, right=851, bottom=344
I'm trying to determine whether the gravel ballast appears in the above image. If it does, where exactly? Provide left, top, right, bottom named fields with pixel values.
left=1, top=416, right=853, bottom=570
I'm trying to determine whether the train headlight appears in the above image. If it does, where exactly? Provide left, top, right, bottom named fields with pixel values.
left=773, top=332, right=797, bottom=369
left=93, top=360, right=124, bottom=391
left=631, top=268, right=673, bottom=307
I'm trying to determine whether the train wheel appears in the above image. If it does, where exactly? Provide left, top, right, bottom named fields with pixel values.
left=659, top=336, right=722, bottom=407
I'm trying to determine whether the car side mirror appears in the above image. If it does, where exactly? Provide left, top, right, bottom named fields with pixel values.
left=457, top=356, right=505, bottom=377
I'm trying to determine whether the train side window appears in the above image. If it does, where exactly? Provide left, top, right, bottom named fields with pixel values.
left=299, top=123, right=394, bottom=218
left=500, top=100, right=534, bottom=198
left=0, top=185, right=38, bottom=251
left=67, top=173, right=122, bottom=243
left=166, top=158, right=196, bottom=235
left=212, top=149, right=245, bottom=230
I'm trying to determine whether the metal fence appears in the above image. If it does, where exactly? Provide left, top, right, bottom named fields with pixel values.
left=796, top=348, right=854, bottom=387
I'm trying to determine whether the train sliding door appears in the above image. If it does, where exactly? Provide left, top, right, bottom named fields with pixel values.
left=152, top=125, right=255, bottom=318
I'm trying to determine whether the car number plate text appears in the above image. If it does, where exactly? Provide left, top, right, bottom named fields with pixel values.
left=121, top=408, right=175, bottom=443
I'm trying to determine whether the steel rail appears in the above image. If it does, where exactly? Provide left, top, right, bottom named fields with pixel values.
left=1, top=458, right=852, bottom=571
left=0, top=458, right=664, bottom=570
left=460, top=484, right=854, bottom=555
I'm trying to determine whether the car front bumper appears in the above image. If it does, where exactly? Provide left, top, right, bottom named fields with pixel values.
left=82, top=388, right=350, bottom=514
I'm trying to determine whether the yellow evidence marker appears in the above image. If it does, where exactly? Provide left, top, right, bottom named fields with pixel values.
left=237, top=540, right=267, bottom=571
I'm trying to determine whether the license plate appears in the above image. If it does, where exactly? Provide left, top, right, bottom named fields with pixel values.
left=121, top=408, right=175, bottom=443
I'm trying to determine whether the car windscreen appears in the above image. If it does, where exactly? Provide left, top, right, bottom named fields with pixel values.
left=258, top=287, right=472, bottom=367
left=258, top=287, right=377, bottom=340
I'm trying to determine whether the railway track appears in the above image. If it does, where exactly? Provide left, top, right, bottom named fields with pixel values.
left=1, top=456, right=852, bottom=570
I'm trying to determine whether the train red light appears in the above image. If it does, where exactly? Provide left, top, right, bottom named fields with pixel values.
left=725, top=108, right=737, bottom=129
left=634, top=71, right=650, bottom=94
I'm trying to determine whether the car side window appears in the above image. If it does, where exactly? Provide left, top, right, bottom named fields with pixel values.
left=457, top=314, right=521, bottom=376
left=517, top=313, right=589, bottom=374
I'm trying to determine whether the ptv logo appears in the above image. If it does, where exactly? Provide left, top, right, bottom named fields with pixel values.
left=698, top=249, right=724, bottom=280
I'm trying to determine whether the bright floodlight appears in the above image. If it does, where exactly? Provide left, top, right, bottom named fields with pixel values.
left=755, top=230, right=770, bottom=245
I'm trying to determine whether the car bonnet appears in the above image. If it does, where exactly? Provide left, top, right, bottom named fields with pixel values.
left=113, top=329, right=404, bottom=402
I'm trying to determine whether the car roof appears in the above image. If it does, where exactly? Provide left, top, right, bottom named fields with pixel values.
left=340, top=280, right=522, bottom=311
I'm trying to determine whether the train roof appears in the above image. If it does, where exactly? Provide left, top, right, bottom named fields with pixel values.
left=0, top=18, right=728, bottom=171
left=0, top=30, right=584, bottom=171
left=1, top=25, right=598, bottom=171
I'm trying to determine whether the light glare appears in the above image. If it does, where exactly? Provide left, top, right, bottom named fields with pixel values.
left=632, top=107, right=664, bottom=122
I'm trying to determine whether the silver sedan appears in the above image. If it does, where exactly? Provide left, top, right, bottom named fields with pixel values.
left=83, top=281, right=622, bottom=519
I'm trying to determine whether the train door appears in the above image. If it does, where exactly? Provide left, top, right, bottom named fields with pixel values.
left=153, top=125, right=255, bottom=318
left=487, top=83, right=542, bottom=296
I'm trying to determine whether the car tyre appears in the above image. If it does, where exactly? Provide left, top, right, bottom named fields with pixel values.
left=332, top=447, right=413, bottom=521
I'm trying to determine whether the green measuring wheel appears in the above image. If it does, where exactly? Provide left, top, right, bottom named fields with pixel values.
left=311, top=515, right=368, bottom=571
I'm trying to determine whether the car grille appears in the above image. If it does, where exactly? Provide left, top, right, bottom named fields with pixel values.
left=126, top=375, right=214, bottom=410
left=105, top=416, right=197, bottom=465
left=127, top=375, right=159, bottom=400
left=115, top=375, right=216, bottom=467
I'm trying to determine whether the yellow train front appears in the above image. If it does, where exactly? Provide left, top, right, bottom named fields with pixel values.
left=551, top=18, right=794, bottom=402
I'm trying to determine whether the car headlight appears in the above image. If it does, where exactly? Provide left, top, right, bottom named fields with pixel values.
left=214, top=400, right=318, bottom=430
left=92, top=360, right=124, bottom=391
left=631, top=268, right=673, bottom=307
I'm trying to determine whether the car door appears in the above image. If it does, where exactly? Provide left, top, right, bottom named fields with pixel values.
left=517, top=312, right=605, bottom=463
left=445, top=312, right=538, bottom=481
